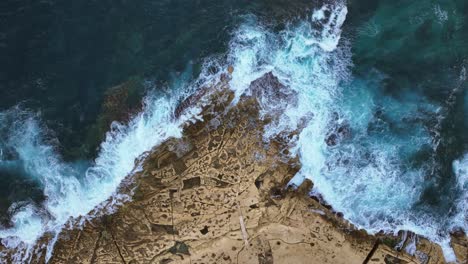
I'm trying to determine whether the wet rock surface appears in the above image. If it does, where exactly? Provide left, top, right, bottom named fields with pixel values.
left=249, top=72, right=295, bottom=104
left=2, top=75, right=467, bottom=264
left=247, top=72, right=297, bottom=117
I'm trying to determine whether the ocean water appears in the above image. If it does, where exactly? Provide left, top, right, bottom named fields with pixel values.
left=0, top=0, right=467, bottom=262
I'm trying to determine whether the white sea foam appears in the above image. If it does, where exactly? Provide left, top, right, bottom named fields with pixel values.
left=454, top=154, right=468, bottom=190
left=0, top=1, right=465, bottom=263
left=228, top=1, right=350, bottom=185
left=0, top=61, right=222, bottom=262
left=434, top=4, right=449, bottom=23
left=453, top=153, right=468, bottom=233
left=229, top=2, right=349, bottom=141
left=227, top=2, right=464, bottom=262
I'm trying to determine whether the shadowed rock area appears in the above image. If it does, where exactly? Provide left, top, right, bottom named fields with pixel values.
left=1, top=73, right=467, bottom=264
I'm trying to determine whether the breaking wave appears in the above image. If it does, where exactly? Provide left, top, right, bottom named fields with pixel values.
left=227, top=1, right=466, bottom=262
left=0, top=63, right=222, bottom=262
left=0, top=1, right=466, bottom=263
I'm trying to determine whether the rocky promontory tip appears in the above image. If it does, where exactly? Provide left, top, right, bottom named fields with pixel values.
left=2, top=74, right=467, bottom=264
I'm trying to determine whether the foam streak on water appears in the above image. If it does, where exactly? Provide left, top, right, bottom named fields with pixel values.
left=453, top=153, right=468, bottom=231
left=0, top=63, right=221, bottom=262
left=0, top=1, right=466, bottom=263
left=227, top=2, right=465, bottom=262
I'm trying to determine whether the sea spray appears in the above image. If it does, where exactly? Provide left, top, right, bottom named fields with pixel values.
left=228, top=3, right=350, bottom=141
left=453, top=153, right=468, bottom=232
left=227, top=2, right=465, bottom=262
left=0, top=1, right=466, bottom=262
left=0, top=59, right=224, bottom=262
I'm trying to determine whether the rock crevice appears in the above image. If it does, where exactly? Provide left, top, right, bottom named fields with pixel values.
left=2, top=75, right=466, bottom=264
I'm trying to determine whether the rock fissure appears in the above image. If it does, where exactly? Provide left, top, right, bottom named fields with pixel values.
left=3, top=75, right=466, bottom=264
left=89, top=230, right=103, bottom=264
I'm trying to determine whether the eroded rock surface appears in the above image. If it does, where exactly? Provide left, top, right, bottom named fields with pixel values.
left=247, top=72, right=297, bottom=118
left=2, top=75, right=467, bottom=264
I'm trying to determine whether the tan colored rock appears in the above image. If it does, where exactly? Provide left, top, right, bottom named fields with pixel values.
left=2, top=78, right=466, bottom=264
left=451, top=235, right=467, bottom=264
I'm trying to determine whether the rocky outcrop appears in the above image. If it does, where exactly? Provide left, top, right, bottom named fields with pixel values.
left=2, top=73, right=467, bottom=264
left=46, top=84, right=377, bottom=264
left=247, top=72, right=297, bottom=120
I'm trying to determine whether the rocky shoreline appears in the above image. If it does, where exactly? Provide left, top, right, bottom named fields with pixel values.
left=2, top=72, right=467, bottom=264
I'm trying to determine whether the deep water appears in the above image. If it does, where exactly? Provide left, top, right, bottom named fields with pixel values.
left=0, top=0, right=311, bottom=225
left=0, top=0, right=467, bottom=262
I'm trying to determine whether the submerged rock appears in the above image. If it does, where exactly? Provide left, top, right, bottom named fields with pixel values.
left=81, top=77, right=145, bottom=159
left=174, top=87, right=209, bottom=119
left=325, top=123, right=351, bottom=146
left=325, top=112, right=351, bottom=146
left=247, top=72, right=298, bottom=112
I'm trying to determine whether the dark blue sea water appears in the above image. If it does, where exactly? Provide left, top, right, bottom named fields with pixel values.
left=0, top=0, right=466, bottom=262
left=0, top=0, right=313, bottom=221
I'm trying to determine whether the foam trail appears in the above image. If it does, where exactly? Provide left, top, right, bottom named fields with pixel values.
left=0, top=1, right=465, bottom=262
left=453, top=153, right=468, bottom=230
left=0, top=64, right=221, bottom=262
left=227, top=2, right=465, bottom=262
left=228, top=3, right=350, bottom=139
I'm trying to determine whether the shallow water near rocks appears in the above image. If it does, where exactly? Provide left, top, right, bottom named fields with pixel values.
left=0, top=0, right=467, bottom=262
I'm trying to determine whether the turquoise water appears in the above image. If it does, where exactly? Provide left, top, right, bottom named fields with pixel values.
left=0, top=0, right=466, bottom=262
left=225, top=1, right=467, bottom=260
left=346, top=0, right=467, bottom=226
